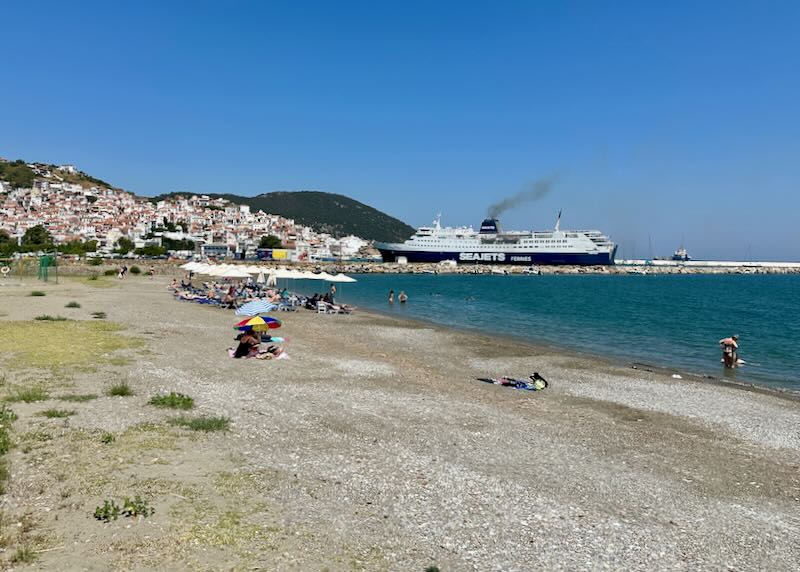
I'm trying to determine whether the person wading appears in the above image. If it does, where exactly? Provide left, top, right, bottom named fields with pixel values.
left=719, top=335, right=739, bottom=368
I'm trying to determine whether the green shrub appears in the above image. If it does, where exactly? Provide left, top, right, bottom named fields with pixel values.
left=59, top=393, right=98, bottom=402
left=94, top=499, right=120, bottom=522
left=29, top=291, right=46, bottom=297
left=6, top=387, right=49, bottom=403
left=89, top=257, right=103, bottom=266
left=34, top=314, right=68, bottom=321
left=87, top=274, right=99, bottom=281
left=129, top=265, right=141, bottom=274
left=148, top=392, right=194, bottom=410
left=169, top=415, right=230, bottom=432
left=104, top=269, right=117, bottom=276
left=100, top=432, right=115, bottom=444
left=10, top=546, right=36, bottom=564
left=39, top=409, right=76, bottom=418
left=65, top=301, right=81, bottom=308
left=94, top=496, right=154, bottom=521
left=106, top=382, right=133, bottom=397
left=91, top=311, right=107, bottom=319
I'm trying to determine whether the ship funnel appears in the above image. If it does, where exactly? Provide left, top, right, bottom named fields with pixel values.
left=554, top=209, right=561, bottom=232
left=479, top=218, right=501, bottom=234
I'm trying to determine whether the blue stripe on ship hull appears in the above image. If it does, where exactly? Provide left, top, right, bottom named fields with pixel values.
left=376, top=248, right=617, bottom=265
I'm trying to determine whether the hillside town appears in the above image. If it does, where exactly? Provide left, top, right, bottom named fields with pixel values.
left=0, top=160, right=371, bottom=261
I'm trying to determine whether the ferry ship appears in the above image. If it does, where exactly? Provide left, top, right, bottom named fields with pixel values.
left=375, top=212, right=617, bottom=265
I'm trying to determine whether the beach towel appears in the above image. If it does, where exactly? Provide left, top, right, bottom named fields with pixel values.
left=477, top=372, right=548, bottom=391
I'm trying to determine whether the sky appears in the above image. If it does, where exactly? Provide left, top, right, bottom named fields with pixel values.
left=2, top=0, right=799, bottom=260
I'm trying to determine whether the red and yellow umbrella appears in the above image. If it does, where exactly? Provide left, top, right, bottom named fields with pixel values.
left=234, top=316, right=282, bottom=331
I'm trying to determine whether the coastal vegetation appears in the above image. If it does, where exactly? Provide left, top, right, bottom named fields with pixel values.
left=0, top=321, right=138, bottom=370
left=38, top=409, right=76, bottom=419
left=59, top=394, right=98, bottom=402
left=0, top=160, right=35, bottom=189
left=169, top=415, right=230, bottom=432
left=148, top=392, right=194, bottom=410
left=65, top=301, right=81, bottom=308
left=106, top=381, right=134, bottom=397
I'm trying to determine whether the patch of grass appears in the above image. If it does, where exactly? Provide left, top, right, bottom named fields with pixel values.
left=65, top=301, right=81, bottom=308
left=10, top=546, right=36, bottom=564
left=425, top=567, right=441, bottom=572
left=38, top=408, right=76, bottom=418
left=93, top=499, right=120, bottom=522
left=100, top=432, right=115, bottom=444
left=29, top=290, right=46, bottom=297
left=89, top=257, right=103, bottom=266
left=106, top=381, right=134, bottom=397
left=94, top=496, right=154, bottom=522
left=87, top=273, right=99, bottom=281
left=0, top=320, right=139, bottom=370
left=103, top=269, right=117, bottom=276
left=34, top=314, right=69, bottom=321
left=129, top=265, right=141, bottom=274
left=6, top=386, right=49, bottom=403
left=59, top=393, right=98, bottom=402
left=91, top=311, right=107, bottom=319
left=169, top=415, right=230, bottom=432
left=0, top=404, right=18, bottom=456
left=148, top=392, right=194, bottom=410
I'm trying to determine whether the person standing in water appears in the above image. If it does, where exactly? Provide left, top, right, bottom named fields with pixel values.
left=398, top=291, right=408, bottom=303
left=388, top=289, right=394, bottom=303
left=719, top=335, right=739, bottom=368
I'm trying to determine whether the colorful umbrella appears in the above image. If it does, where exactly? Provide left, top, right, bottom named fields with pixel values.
left=234, top=316, right=282, bottom=331
left=235, top=300, right=278, bottom=316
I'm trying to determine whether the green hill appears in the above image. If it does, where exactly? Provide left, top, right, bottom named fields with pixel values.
left=154, top=191, right=415, bottom=243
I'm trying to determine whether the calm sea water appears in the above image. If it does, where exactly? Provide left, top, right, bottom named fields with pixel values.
left=323, top=273, right=800, bottom=392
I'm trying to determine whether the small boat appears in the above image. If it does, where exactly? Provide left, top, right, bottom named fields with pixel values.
left=671, top=247, right=691, bottom=262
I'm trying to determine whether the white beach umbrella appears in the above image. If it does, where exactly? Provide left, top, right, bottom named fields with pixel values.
left=256, top=271, right=266, bottom=284
left=219, top=267, right=251, bottom=279
left=245, top=265, right=263, bottom=274
left=316, top=271, right=337, bottom=281
left=179, top=261, right=196, bottom=270
left=329, top=273, right=356, bottom=283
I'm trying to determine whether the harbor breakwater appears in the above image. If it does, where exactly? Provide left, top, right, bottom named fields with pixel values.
left=7, top=258, right=800, bottom=277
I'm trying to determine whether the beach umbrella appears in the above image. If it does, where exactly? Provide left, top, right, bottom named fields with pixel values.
left=330, top=273, right=356, bottom=283
left=266, top=271, right=278, bottom=287
left=256, top=271, right=266, bottom=284
left=244, top=265, right=263, bottom=274
left=234, top=316, right=282, bottom=331
left=235, top=300, right=278, bottom=316
left=219, top=267, right=252, bottom=279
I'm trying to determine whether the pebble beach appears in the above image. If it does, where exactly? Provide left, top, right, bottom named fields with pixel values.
left=0, top=275, right=798, bottom=570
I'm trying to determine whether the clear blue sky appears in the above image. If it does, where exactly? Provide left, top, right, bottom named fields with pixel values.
left=2, top=1, right=799, bottom=260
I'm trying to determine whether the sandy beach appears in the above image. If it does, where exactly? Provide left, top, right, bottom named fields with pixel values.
left=0, top=275, right=798, bottom=571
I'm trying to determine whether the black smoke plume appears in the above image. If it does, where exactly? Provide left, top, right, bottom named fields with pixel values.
left=487, top=174, right=560, bottom=219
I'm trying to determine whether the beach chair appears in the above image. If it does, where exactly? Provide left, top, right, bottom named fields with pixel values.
left=316, top=301, right=331, bottom=314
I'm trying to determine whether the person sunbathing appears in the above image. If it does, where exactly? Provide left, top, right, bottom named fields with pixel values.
left=233, top=331, right=261, bottom=358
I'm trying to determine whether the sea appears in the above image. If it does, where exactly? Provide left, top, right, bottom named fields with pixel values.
left=324, top=273, right=800, bottom=392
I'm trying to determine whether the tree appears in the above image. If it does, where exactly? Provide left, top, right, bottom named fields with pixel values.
left=116, top=237, right=134, bottom=254
left=0, top=230, right=10, bottom=245
left=22, top=225, right=52, bottom=248
left=258, top=235, right=283, bottom=249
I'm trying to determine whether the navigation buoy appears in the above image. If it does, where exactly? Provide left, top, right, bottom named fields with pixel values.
left=0, top=266, right=10, bottom=275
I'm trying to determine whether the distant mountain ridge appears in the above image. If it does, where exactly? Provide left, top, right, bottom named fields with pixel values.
left=152, top=191, right=415, bottom=243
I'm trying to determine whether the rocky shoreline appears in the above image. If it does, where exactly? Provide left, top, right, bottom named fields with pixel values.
left=12, top=258, right=800, bottom=278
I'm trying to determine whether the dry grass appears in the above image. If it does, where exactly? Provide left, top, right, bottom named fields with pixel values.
left=0, top=321, right=140, bottom=370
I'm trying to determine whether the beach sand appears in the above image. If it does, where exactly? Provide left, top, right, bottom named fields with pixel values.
left=0, top=276, right=798, bottom=571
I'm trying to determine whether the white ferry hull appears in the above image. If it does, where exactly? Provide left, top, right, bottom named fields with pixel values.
left=375, top=245, right=617, bottom=265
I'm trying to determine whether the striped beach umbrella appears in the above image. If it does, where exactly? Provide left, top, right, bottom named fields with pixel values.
left=235, top=300, right=278, bottom=316
left=234, top=316, right=282, bottom=331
